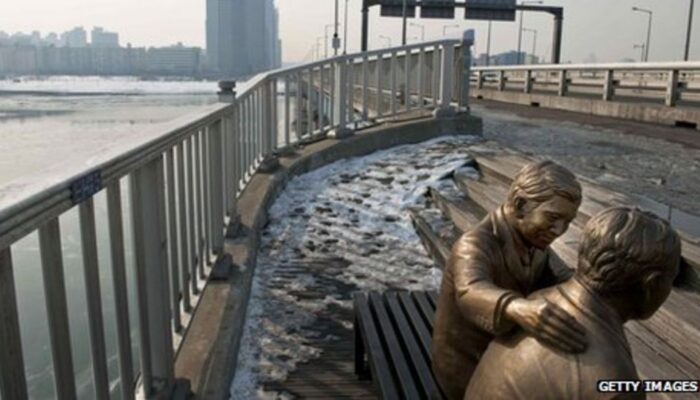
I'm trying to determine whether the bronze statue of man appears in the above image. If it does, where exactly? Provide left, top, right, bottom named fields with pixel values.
left=432, top=160, right=588, bottom=400
left=465, top=207, right=681, bottom=399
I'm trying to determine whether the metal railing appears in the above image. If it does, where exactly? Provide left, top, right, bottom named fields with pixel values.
left=472, top=61, right=700, bottom=107
left=0, top=37, right=470, bottom=399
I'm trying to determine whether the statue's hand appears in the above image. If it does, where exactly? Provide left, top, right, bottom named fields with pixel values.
left=505, top=297, right=588, bottom=353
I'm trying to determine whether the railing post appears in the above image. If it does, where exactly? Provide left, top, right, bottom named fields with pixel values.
left=260, top=79, right=280, bottom=172
left=459, top=30, right=474, bottom=110
left=558, top=70, right=568, bottom=96
left=666, top=69, right=680, bottom=107
left=524, top=70, right=533, bottom=94
left=208, top=119, right=224, bottom=255
left=362, top=56, right=369, bottom=120
left=434, top=42, right=457, bottom=118
left=39, top=218, right=77, bottom=400
left=497, top=70, right=505, bottom=91
left=331, top=58, right=353, bottom=138
left=130, top=159, right=175, bottom=398
left=476, top=70, right=484, bottom=89
left=0, top=247, right=28, bottom=400
left=603, top=69, right=615, bottom=101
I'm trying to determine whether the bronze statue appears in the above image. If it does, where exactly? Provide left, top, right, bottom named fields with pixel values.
left=464, top=207, right=681, bottom=400
left=432, top=160, right=587, bottom=400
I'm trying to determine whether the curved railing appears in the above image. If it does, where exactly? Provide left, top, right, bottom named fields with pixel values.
left=472, top=61, right=700, bottom=106
left=0, top=38, right=470, bottom=399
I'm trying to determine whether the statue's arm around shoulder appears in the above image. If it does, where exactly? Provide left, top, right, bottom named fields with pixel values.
left=450, top=234, right=520, bottom=335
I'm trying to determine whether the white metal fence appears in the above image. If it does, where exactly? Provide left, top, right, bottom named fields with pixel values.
left=472, top=62, right=700, bottom=107
left=0, top=38, right=469, bottom=399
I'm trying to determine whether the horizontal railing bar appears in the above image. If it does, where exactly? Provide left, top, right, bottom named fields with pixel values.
left=473, top=61, right=700, bottom=72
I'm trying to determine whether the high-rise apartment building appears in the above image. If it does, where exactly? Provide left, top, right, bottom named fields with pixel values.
left=61, top=27, right=87, bottom=48
left=206, top=0, right=281, bottom=78
left=91, top=27, right=119, bottom=48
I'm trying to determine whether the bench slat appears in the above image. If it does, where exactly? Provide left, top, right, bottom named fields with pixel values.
left=353, top=292, right=400, bottom=400
left=413, top=291, right=436, bottom=331
left=398, top=291, right=433, bottom=360
left=369, top=292, right=422, bottom=400
left=386, top=292, right=443, bottom=399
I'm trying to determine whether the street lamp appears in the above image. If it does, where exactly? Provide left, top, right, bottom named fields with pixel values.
left=344, top=0, right=349, bottom=54
left=634, top=43, right=646, bottom=62
left=324, top=24, right=335, bottom=59
left=685, top=0, right=695, bottom=61
left=316, top=36, right=324, bottom=60
left=517, top=0, right=543, bottom=64
left=522, top=28, right=538, bottom=64
left=486, top=21, right=493, bottom=66
left=443, top=24, right=460, bottom=36
left=632, top=6, right=653, bottom=62
left=379, top=35, right=392, bottom=48
left=410, top=22, right=425, bottom=42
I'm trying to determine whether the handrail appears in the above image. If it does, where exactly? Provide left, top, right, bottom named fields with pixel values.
left=473, top=61, right=700, bottom=72
left=0, top=37, right=472, bottom=399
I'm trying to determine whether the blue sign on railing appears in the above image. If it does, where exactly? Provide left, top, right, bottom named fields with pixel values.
left=70, top=171, right=103, bottom=205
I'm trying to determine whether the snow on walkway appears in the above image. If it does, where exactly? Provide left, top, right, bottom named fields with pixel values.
left=230, top=135, right=480, bottom=399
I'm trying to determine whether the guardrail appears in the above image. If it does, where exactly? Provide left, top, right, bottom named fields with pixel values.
left=0, top=37, right=470, bottom=399
left=472, top=62, right=700, bottom=107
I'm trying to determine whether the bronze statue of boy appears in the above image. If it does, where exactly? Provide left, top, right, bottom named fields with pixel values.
left=465, top=207, right=681, bottom=399
left=432, top=160, right=588, bottom=400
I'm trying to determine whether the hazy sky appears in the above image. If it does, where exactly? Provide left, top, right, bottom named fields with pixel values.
left=2, top=0, right=699, bottom=63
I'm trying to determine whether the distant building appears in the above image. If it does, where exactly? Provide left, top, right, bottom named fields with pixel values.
left=146, top=43, right=202, bottom=75
left=206, top=0, right=281, bottom=78
left=62, top=27, right=87, bottom=48
left=91, top=27, right=119, bottom=48
left=475, top=51, right=539, bottom=66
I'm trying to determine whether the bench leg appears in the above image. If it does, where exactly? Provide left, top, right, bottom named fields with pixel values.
left=354, top=315, right=370, bottom=380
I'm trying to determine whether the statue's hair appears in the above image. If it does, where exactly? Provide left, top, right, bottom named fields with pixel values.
left=506, top=160, right=582, bottom=206
left=576, top=207, right=681, bottom=295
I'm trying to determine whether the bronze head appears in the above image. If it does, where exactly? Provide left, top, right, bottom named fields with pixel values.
left=504, top=160, right=582, bottom=249
left=577, top=207, right=681, bottom=321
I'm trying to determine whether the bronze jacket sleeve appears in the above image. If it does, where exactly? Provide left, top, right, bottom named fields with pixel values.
left=450, top=236, right=519, bottom=335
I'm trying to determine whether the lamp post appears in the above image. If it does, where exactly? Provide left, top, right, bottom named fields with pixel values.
left=316, top=36, right=324, bottom=60
left=686, top=0, right=695, bottom=61
left=410, top=22, right=425, bottom=41
left=486, top=20, right=493, bottom=66
left=379, top=35, right=392, bottom=48
left=344, top=0, right=349, bottom=54
left=324, top=24, right=335, bottom=59
left=522, top=28, right=538, bottom=64
left=517, top=0, right=543, bottom=64
left=334, top=0, right=340, bottom=55
left=443, top=24, right=460, bottom=36
left=402, top=0, right=408, bottom=45
left=634, top=43, right=646, bottom=62
left=632, top=6, right=653, bottom=61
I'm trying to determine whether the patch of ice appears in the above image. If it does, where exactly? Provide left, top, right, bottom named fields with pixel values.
left=230, top=134, right=482, bottom=399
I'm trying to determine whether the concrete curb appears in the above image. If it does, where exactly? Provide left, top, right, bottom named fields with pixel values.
left=174, top=113, right=482, bottom=399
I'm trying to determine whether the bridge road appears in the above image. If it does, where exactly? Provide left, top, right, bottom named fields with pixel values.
left=471, top=98, right=700, bottom=219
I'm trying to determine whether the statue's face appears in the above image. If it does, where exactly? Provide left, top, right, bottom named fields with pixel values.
left=517, top=195, right=579, bottom=250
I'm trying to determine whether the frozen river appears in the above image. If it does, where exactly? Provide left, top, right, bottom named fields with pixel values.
left=0, top=76, right=219, bottom=399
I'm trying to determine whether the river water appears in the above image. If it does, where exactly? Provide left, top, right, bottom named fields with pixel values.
left=0, top=76, right=219, bottom=399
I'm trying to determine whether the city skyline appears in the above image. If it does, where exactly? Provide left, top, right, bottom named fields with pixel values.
left=2, top=0, right=700, bottom=63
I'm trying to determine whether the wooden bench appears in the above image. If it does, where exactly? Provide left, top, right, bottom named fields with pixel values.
left=353, top=291, right=445, bottom=400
